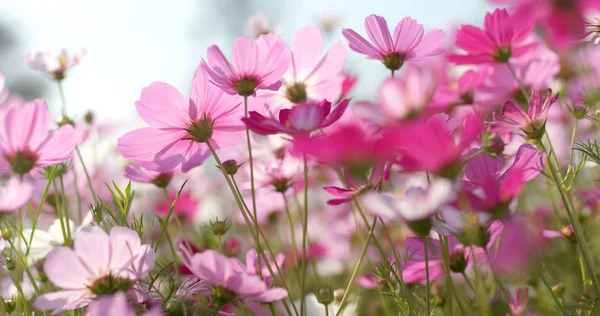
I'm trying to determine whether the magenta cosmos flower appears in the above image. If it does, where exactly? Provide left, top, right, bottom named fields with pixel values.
left=0, top=99, right=76, bottom=176
left=203, top=34, right=291, bottom=97
left=178, top=247, right=288, bottom=315
left=342, top=15, right=445, bottom=73
left=34, top=226, right=155, bottom=314
left=259, top=26, right=346, bottom=108
left=117, top=65, right=244, bottom=172
left=448, top=8, right=535, bottom=65
left=25, top=48, right=86, bottom=80
left=242, top=99, right=349, bottom=136
left=489, top=89, right=559, bottom=140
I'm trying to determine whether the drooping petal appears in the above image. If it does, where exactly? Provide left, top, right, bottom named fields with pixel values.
left=342, top=29, right=380, bottom=58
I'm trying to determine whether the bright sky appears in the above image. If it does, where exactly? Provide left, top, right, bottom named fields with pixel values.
left=0, top=0, right=492, bottom=120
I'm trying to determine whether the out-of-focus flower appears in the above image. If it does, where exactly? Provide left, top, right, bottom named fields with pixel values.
left=489, top=89, right=559, bottom=140
left=505, top=288, right=529, bottom=316
left=245, top=13, right=281, bottom=38
left=25, top=48, right=86, bottom=80
left=542, top=225, right=575, bottom=241
left=0, top=99, right=76, bottom=176
left=387, top=113, right=481, bottom=177
left=243, top=249, right=285, bottom=286
left=342, top=15, right=445, bottom=73
left=155, top=191, right=200, bottom=222
left=433, top=68, right=489, bottom=109
left=255, top=155, right=301, bottom=192
left=124, top=163, right=174, bottom=188
left=448, top=9, right=535, bottom=64
left=584, top=11, right=600, bottom=45
left=178, top=247, right=288, bottom=315
left=0, top=177, right=34, bottom=212
left=377, top=65, right=437, bottom=120
left=294, top=293, right=357, bottom=316
left=340, top=73, right=357, bottom=99
left=242, top=99, right=348, bottom=136
left=324, top=163, right=390, bottom=205
left=85, top=291, right=161, bottom=316
left=117, top=65, right=244, bottom=172
left=259, top=26, right=346, bottom=109
left=488, top=217, right=543, bottom=277
left=203, top=34, right=291, bottom=97
left=34, top=226, right=155, bottom=313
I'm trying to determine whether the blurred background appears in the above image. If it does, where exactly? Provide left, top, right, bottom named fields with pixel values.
left=0, top=0, right=492, bottom=120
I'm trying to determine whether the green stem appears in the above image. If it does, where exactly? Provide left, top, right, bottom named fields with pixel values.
left=441, top=236, right=466, bottom=315
left=335, top=216, right=378, bottom=316
left=569, top=120, right=579, bottom=169
left=207, top=141, right=298, bottom=316
left=460, top=149, right=485, bottom=167
left=57, top=80, right=67, bottom=116
left=540, top=272, right=567, bottom=316
left=27, top=167, right=57, bottom=257
left=75, top=147, right=98, bottom=204
left=300, top=156, right=309, bottom=315
left=282, top=193, right=300, bottom=274
left=539, top=141, right=600, bottom=294
left=52, top=179, right=70, bottom=247
left=59, top=174, right=72, bottom=243
left=505, top=62, right=529, bottom=102
left=424, top=238, right=431, bottom=316
left=243, top=95, right=262, bottom=279
left=460, top=271, right=476, bottom=294
left=154, top=182, right=187, bottom=252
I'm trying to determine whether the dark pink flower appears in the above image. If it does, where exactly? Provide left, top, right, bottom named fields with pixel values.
left=203, top=34, right=291, bottom=97
left=448, top=8, right=535, bottom=64
left=242, top=99, right=349, bottom=136
left=489, top=89, right=559, bottom=139
left=342, top=15, right=445, bottom=72
left=155, top=191, right=200, bottom=222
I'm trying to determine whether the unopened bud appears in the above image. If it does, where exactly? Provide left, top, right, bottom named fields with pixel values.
left=84, top=111, right=94, bottom=124
left=483, top=133, right=505, bottom=157
left=407, top=218, right=432, bottom=238
left=552, top=282, right=566, bottom=297
left=1, top=228, right=12, bottom=241
left=221, top=159, right=242, bottom=176
left=570, top=104, right=588, bottom=120
left=449, top=249, right=468, bottom=273
left=316, top=285, right=334, bottom=306
left=209, top=217, right=230, bottom=236
left=2, top=299, right=16, bottom=313
left=5, top=257, right=15, bottom=270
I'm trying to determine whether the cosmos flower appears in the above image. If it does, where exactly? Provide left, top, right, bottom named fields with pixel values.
left=25, top=48, right=86, bottom=80
left=342, top=15, right=445, bottom=72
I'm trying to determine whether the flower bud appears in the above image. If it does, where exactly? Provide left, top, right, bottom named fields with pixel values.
left=2, top=299, right=16, bottom=314
left=1, top=228, right=12, bottom=241
left=90, top=202, right=104, bottom=223
left=449, top=249, right=468, bottom=273
left=221, top=159, right=241, bottom=175
left=5, top=257, right=15, bottom=270
left=84, top=111, right=94, bottom=124
left=334, top=289, right=345, bottom=302
left=316, top=285, right=335, bottom=306
left=151, top=173, right=173, bottom=188
left=552, top=282, right=566, bottom=297
left=209, top=218, right=230, bottom=236
left=483, top=133, right=505, bottom=157
left=407, top=218, right=432, bottom=238
left=570, top=104, right=588, bottom=120
left=431, top=282, right=445, bottom=307
left=58, top=115, right=75, bottom=127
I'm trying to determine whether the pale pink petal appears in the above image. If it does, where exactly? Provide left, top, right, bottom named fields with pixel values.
left=0, top=176, right=33, bottom=212
left=410, top=29, right=446, bottom=60
left=342, top=29, right=380, bottom=58
left=36, top=124, right=76, bottom=167
left=393, top=17, right=424, bottom=52
left=233, top=37, right=259, bottom=76
left=135, top=82, right=191, bottom=128
left=291, top=26, right=324, bottom=80
left=364, top=14, right=394, bottom=52
left=85, top=292, right=135, bottom=316
left=73, top=226, right=110, bottom=278
left=117, top=127, right=188, bottom=169
left=4, top=99, right=50, bottom=152
left=44, top=247, right=90, bottom=289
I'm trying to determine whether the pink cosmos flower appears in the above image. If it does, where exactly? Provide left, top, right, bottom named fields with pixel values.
left=505, top=288, right=529, bottom=316
left=243, top=249, right=285, bottom=286
left=203, top=34, right=291, bottom=97
left=489, top=89, right=559, bottom=139
left=242, top=99, right=349, bottom=136
left=448, top=8, right=535, bottom=64
left=85, top=291, right=161, bottom=316
left=0, top=177, right=34, bottom=212
left=377, top=65, right=437, bottom=120
left=342, top=15, right=445, bottom=72
left=124, top=163, right=174, bottom=188
left=463, top=144, right=546, bottom=215
left=0, top=99, right=76, bottom=176
left=34, top=226, right=155, bottom=314
left=542, top=225, right=575, bottom=241
left=25, top=48, right=86, bottom=80
left=324, top=163, right=390, bottom=205
left=245, top=13, right=281, bottom=38
left=387, top=113, right=481, bottom=176
left=117, top=65, right=244, bottom=172
left=362, top=179, right=454, bottom=224
left=292, top=123, right=395, bottom=167
left=258, top=26, right=346, bottom=109
left=432, top=68, right=490, bottom=109
left=178, top=247, right=288, bottom=315
left=488, top=217, right=543, bottom=277
left=255, top=155, right=301, bottom=192
left=155, top=191, right=200, bottom=222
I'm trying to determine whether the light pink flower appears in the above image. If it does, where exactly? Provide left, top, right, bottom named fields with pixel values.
left=0, top=99, right=76, bottom=175
left=258, top=26, right=346, bottom=109
left=432, top=68, right=489, bottom=109
left=124, top=163, right=174, bottom=188
left=489, top=217, right=543, bottom=277
left=242, top=99, right=349, bottom=136
left=377, top=65, right=437, bottom=120
left=489, top=89, right=559, bottom=138
left=342, top=15, right=445, bottom=72
left=0, top=73, right=9, bottom=104
left=85, top=291, right=161, bottom=316
left=542, top=225, right=575, bottom=240
left=34, top=226, right=155, bottom=314
left=117, top=65, right=244, bottom=172
left=255, top=155, right=301, bottom=192
left=203, top=34, right=291, bottom=97
left=243, top=249, right=285, bottom=286
left=178, top=247, right=288, bottom=315
left=244, top=13, right=281, bottom=38
left=25, top=48, right=86, bottom=80
left=448, top=8, right=535, bottom=64
left=0, top=176, right=34, bottom=212
left=505, top=288, right=529, bottom=316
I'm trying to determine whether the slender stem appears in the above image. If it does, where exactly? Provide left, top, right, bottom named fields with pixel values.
left=424, top=238, right=431, bottom=316
left=71, top=165, right=83, bottom=222
left=6, top=238, right=42, bottom=298
left=300, top=156, right=309, bottom=316
left=59, top=174, right=72, bottom=243
left=51, top=179, right=70, bottom=247
left=27, top=168, right=57, bottom=257
left=325, top=304, right=330, bottom=316
left=460, top=149, right=485, bottom=167
left=243, top=95, right=262, bottom=279
left=505, top=62, right=529, bottom=102
left=440, top=236, right=466, bottom=315
left=460, top=272, right=476, bottom=294
left=569, top=120, right=579, bottom=168
left=335, top=216, right=378, bottom=316
left=539, top=141, right=600, bottom=294
left=154, top=182, right=187, bottom=252
left=218, top=234, right=224, bottom=254
left=282, top=193, right=300, bottom=271
left=57, top=80, right=67, bottom=116
left=75, top=147, right=98, bottom=204
left=540, top=273, right=567, bottom=316
left=207, top=141, right=298, bottom=316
